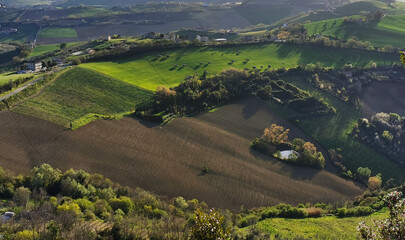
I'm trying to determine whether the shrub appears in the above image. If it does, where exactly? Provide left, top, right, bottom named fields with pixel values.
left=306, top=208, right=322, bottom=218
left=109, top=196, right=134, bottom=215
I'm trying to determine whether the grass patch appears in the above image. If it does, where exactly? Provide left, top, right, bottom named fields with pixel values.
left=38, top=27, right=78, bottom=38
left=13, top=67, right=153, bottom=127
left=305, top=15, right=405, bottom=48
left=81, top=43, right=398, bottom=91
left=275, top=75, right=405, bottom=182
left=0, top=72, right=35, bottom=87
left=249, top=210, right=387, bottom=239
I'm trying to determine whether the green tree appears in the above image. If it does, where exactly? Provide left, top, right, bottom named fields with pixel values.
left=401, top=51, right=405, bottom=65
left=109, top=196, right=134, bottom=215
left=60, top=42, right=67, bottom=49
left=13, top=187, right=31, bottom=207
left=190, top=208, right=231, bottom=240
left=31, top=164, right=61, bottom=191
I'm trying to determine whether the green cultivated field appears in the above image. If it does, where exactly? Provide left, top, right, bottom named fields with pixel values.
left=82, top=43, right=398, bottom=91
left=305, top=15, right=405, bottom=48
left=248, top=210, right=387, bottom=239
left=38, top=27, right=78, bottom=38
left=13, top=67, right=153, bottom=127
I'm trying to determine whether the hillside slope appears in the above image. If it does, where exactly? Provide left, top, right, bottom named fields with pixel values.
left=81, top=43, right=399, bottom=91
left=305, top=15, right=405, bottom=48
left=0, top=98, right=363, bottom=210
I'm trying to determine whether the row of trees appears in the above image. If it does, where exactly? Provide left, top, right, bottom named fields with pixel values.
left=140, top=68, right=335, bottom=122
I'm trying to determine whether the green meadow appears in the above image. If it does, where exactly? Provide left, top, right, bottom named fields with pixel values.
left=246, top=210, right=388, bottom=239
left=305, top=15, right=405, bottom=48
left=13, top=67, right=153, bottom=127
left=81, top=43, right=398, bottom=91
left=38, top=27, right=78, bottom=38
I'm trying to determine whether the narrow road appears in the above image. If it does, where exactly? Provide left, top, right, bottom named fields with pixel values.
left=0, top=65, right=69, bottom=101
left=0, top=76, right=43, bottom=101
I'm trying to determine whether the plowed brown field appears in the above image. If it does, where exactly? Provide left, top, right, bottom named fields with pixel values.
left=0, top=98, right=363, bottom=209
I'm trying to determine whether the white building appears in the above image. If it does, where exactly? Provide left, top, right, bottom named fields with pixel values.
left=196, top=35, right=209, bottom=42
left=26, top=62, right=42, bottom=72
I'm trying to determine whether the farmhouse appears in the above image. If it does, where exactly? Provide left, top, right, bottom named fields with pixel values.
left=196, top=35, right=209, bottom=42
left=26, top=62, right=42, bottom=72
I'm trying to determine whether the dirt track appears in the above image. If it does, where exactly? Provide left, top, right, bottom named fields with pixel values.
left=0, top=98, right=363, bottom=209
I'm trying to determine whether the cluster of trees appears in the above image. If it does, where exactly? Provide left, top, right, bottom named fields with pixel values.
left=353, top=112, right=405, bottom=166
left=139, top=68, right=335, bottom=122
left=251, top=124, right=326, bottom=168
left=343, top=11, right=384, bottom=24
left=0, top=164, right=214, bottom=240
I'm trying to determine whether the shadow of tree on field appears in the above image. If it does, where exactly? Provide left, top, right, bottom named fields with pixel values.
left=134, top=118, right=161, bottom=128
left=241, top=101, right=261, bottom=120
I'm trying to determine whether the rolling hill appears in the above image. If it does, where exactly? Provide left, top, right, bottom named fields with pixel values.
left=305, top=14, right=405, bottom=48
left=12, top=67, right=153, bottom=127
left=81, top=43, right=399, bottom=91
left=0, top=98, right=364, bottom=210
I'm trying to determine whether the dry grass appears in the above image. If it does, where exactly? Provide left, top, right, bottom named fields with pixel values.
left=0, top=98, right=363, bottom=210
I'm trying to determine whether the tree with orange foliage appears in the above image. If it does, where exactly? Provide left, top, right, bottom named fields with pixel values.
left=277, top=31, right=291, bottom=40
left=367, top=175, right=382, bottom=191
left=262, top=124, right=290, bottom=145
left=156, top=85, right=176, bottom=108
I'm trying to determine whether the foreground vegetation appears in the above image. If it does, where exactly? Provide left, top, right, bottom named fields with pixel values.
left=0, top=163, right=402, bottom=240
left=12, top=67, right=153, bottom=127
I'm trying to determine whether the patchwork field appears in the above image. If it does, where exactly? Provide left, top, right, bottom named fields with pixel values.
left=81, top=43, right=398, bottom=91
left=278, top=75, right=405, bottom=183
left=12, top=67, right=153, bottom=127
left=305, top=15, right=405, bottom=48
left=360, top=81, right=405, bottom=118
left=0, top=98, right=363, bottom=210
left=0, top=24, right=39, bottom=44
left=235, top=5, right=295, bottom=25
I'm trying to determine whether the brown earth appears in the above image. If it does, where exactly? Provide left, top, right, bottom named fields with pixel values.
left=361, top=81, right=405, bottom=118
left=0, top=98, right=363, bottom=210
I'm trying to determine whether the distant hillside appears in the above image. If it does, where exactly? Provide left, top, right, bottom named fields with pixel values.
left=305, top=14, right=405, bottom=48
left=289, top=0, right=405, bottom=25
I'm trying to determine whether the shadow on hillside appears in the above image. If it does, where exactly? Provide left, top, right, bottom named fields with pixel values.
left=133, top=117, right=161, bottom=128
left=241, top=100, right=261, bottom=120
left=250, top=148, right=322, bottom=181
